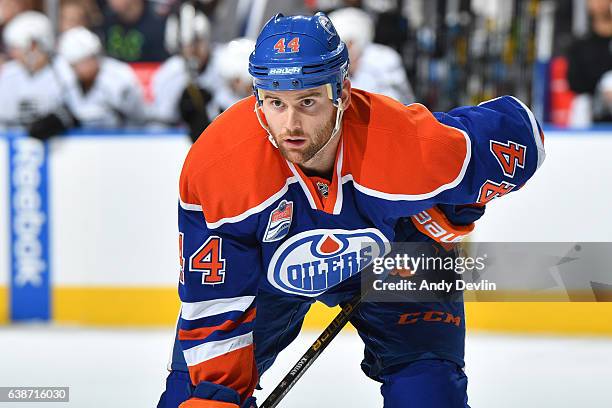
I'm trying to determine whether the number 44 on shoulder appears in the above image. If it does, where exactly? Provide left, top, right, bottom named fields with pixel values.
left=179, top=233, right=227, bottom=285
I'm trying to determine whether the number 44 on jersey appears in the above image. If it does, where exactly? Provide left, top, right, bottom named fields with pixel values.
left=179, top=234, right=227, bottom=285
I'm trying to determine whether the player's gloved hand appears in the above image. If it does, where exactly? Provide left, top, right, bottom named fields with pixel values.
left=179, top=398, right=238, bottom=408
left=27, top=106, right=79, bottom=141
left=179, top=85, right=212, bottom=143
left=395, top=203, right=487, bottom=264
left=173, top=381, right=251, bottom=408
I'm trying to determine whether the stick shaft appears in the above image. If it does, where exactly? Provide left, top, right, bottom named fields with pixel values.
left=259, top=291, right=363, bottom=408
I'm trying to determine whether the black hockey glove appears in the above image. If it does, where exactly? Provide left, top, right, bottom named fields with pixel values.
left=179, top=85, right=212, bottom=143
left=28, top=106, right=80, bottom=141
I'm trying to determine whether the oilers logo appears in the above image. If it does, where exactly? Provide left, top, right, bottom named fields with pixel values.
left=263, top=200, right=294, bottom=242
left=268, top=228, right=389, bottom=296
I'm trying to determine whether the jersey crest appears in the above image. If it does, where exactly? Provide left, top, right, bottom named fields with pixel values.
left=267, top=228, right=388, bottom=296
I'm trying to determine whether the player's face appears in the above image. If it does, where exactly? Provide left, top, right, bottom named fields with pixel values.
left=260, top=85, right=337, bottom=164
left=72, top=56, right=100, bottom=84
left=182, top=39, right=209, bottom=68
left=10, top=46, right=49, bottom=73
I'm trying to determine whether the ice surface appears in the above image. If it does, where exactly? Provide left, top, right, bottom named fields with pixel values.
left=0, top=326, right=610, bottom=407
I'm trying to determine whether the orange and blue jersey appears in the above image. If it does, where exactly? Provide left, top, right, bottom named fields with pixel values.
left=174, top=89, right=545, bottom=406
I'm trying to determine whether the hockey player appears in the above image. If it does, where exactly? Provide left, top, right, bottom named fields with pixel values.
left=158, top=12, right=545, bottom=408
left=329, top=7, right=415, bottom=105
left=0, top=0, right=36, bottom=64
left=213, top=38, right=257, bottom=112
left=52, top=26, right=146, bottom=129
left=149, top=4, right=218, bottom=143
left=0, top=12, right=66, bottom=131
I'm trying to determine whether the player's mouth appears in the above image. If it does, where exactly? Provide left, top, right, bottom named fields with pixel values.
left=283, top=137, right=307, bottom=148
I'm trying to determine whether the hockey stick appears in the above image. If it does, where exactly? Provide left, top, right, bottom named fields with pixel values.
left=259, top=288, right=366, bottom=408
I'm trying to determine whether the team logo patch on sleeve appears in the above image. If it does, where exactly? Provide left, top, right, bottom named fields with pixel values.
left=263, top=200, right=294, bottom=242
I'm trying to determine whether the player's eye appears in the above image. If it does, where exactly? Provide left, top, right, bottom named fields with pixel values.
left=270, top=99, right=284, bottom=108
left=301, top=98, right=315, bottom=107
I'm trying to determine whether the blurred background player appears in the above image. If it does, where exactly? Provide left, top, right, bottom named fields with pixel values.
left=49, top=26, right=146, bottom=132
left=213, top=37, right=256, bottom=111
left=0, top=11, right=69, bottom=134
left=0, top=0, right=39, bottom=64
left=567, top=0, right=612, bottom=124
left=328, top=7, right=415, bottom=104
left=149, top=3, right=217, bottom=143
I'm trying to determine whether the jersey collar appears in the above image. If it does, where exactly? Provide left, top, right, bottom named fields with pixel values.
left=286, top=138, right=344, bottom=215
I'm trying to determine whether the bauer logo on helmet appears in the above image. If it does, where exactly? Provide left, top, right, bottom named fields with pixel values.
left=269, top=67, right=302, bottom=75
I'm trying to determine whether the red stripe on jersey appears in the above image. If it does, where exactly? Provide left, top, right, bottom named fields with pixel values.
left=188, top=344, right=258, bottom=402
left=179, top=308, right=257, bottom=341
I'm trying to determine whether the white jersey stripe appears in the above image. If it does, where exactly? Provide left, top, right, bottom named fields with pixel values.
left=179, top=198, right=202, bottom=212
left=205, top=177, right=300, bottom=229
left=508, top=96, right=546, bottom=170
left=332, top=141, right=344, bottom=215
left=181, top=296, right=255, bottom=321
left=286, top=161, right=318, bottom=210
left=183, top=332, right=253, bottom=366
left=479, top=96, right=546, bottom=170
left=180, top=178, right=301, bottom=229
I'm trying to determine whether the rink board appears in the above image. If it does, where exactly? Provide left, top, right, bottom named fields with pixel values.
left=52, top=287, right=612, bottom=335
left=0, top=137, right=8, bottom=323
left=0, top=128, right=611, bottom=334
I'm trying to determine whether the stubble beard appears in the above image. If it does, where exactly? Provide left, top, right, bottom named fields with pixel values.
left=276, top=109, right=336, bottom=165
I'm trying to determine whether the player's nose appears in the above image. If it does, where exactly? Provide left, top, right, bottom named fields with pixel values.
left=285, top=106, right=302, bottom=131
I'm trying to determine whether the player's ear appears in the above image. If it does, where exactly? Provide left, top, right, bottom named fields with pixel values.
left=341, top=79, right=351, bottom=109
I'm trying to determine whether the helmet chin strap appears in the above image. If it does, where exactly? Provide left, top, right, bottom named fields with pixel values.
left=253, top=92, right=345, bottom=162
left=254, top=102, right=279, bottom=148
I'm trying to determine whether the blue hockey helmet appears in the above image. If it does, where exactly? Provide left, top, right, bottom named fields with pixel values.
left=249, top=12, right=349, bottom=106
